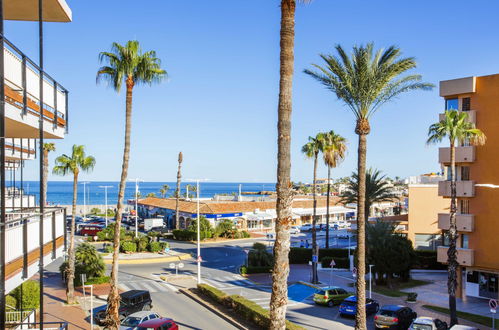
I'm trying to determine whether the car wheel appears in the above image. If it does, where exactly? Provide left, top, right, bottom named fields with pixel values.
left=327, top=300, right=334, bottom=307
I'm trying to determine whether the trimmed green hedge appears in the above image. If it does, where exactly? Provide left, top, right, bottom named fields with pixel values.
left=414, top=250, right=446, bottom=270
left=172, top=229, right=197, bottom=241
left=320, top=256, right=350, bottom=269
left=120, top=241, right=137, bottom=253
left=196, top=284, right=304, bottom=330
left=289, top=247, right=349, bottom=264
left=240, top=265, right=272, bottom=275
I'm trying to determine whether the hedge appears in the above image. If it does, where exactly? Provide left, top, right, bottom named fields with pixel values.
left=120, top=241, right=137, bottom=253
left=197, top=283, right=227, bottom=304
left=289, top=248, right=349, bottom=264
left=320, top=256, right=350, bottom=269
left=240, top=265, right=272, bottom=275
left=172, top=229, right=197, bottom=241
left=414, top=250, right=446, bottom=270
left=148, top=241, right=169, bottom=253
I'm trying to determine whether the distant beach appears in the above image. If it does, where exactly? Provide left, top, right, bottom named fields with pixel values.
left=20, top=181, right=275, bottom=205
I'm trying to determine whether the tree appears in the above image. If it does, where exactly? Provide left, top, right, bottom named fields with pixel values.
left=53, top=145, right=96, bottom=303
left=90, top=207, right=101, bottom=215
left=97, top=40, right=166, bottom=327
left=271, top=2, right=312, bottom=328
left=340, top=168, right=398, bottom=218
left=175, top=152, right=183, bottom=229
left=301, top=133, right=327, bottom=283
left=188, top=216, right=213, bottom=240
left=304, top=43, right=432, bottom=329
left=42, top=143, right=55, bottom=205
left=159, top=184, right=169, bottom=198
left=185, top=184, right=197, bottom=198
left=322, top=130, right=346, bottom=248
left=146, top=192, right=156, bottom=198
left=427, top=110, right=486, bottom=326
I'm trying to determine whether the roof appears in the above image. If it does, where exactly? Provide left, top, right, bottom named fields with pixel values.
left=138, top=196, right=342, bottom=215
left=380, top=305, right=405, bottom=311
left=413, top=317, right=435, bottom=325
left=138, top=318, right=174, bottom=327
left=120, top=290, right=149, bottom=299
left=5, top=0, right=72, bottom=22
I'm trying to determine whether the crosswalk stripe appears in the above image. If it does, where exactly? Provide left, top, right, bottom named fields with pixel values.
left=126, top=282, right=141, bottom=290
left=203, top=279, right=225, bottom=288
left=142, top=281, right=159, bottom=292
left=119, top=283, right=131, bottom=291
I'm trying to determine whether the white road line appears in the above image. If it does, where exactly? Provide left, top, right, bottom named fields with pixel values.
left=119, top=283, right=131, bottom=291
left=162, top=282, right=178, bottom=292
left=142, top=281, right=158, bottom=292
left=250, top=298, right=270, bottom=301
left=124, top=282, right=140, bottom=290
left=223, top=276, right=236, bottom=282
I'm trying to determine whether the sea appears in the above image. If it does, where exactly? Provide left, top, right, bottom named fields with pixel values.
left=19, top=181, right=276, bottom=206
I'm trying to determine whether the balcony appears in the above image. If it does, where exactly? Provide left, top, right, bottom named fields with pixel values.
left=440, top=77, right=476, bottom=97
left=4, top=38, right=68, bottom=139
left=438, top=213, right=474, bottom=232
left=5, top=138, right=36, bottom=161
left=438, top=180, right=475, bottom=198
left=437, top=246, right=474, bottom=266
left=439, top=110, right=476, bottom=124
left=439, top=146, right=475, bottom=164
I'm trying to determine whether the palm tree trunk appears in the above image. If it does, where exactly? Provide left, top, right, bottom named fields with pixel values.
left=42, top=150, right=49, bottom=205
left=311, top=153, right=319, bottom=284
left=65, top=170, right=78, bottom=304
left=355, top=129, right=368, bottom=330
left=106, top=77, right=134, bottom=328
left=326, top=166, right=331, bottom=249
left=448, top=141, right=458, bottom=326
left=270, top=0, right=295, bottom=328
left=175, top=152, right=182, bottom=229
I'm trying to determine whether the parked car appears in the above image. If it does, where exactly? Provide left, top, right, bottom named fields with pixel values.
left=300, top=224, right=313, bottom=232
left=120, top=311, right=160, bottom=330
left=94, top=290, right=153, bottom=325
left=339, top=295, right=379, bottom=317
left=449, top=326, right=478, bottom=330
left=313, top=286, right=350, bottom=307
left=137, top=318, right=178, bottom=330
left=289, top=226, right=300, bottom=235
left=409, top=316, right=447, bottom=330
left=79, top=224, right=105, bottom=236
left=375, top=305, right=417, bottom=329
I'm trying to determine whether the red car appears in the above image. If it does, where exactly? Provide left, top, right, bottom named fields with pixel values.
left=79, top=224, right=104, bottom=236
left=137, top=318, right=178, bottom=330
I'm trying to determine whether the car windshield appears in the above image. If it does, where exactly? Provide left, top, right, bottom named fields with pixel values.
left=316, top=290, right=326, bottom=295
left=411, top=324, right=432, bottom=330
left=379, top=310, right=396, bottom=317
left=122, top=317, right=142, bottom=326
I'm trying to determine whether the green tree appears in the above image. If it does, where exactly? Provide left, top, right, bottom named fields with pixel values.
left=90, top=207, right=101, bottom=215
left=188, top=216, right=213, bottom=240
left=97, top=40, right=167, bottom=327
left=42, top=143, right=55, bottom=205
left=159, top=184, right=169, bottom=198
left=340, top=168, right=398, bottom=218
left=214, top=219, right=235, bottom=238
left=53, top=145, right=96, bottom=304
left=249, top=242, right=273, bottom=267
left=322, top=130, right=346, bottom=248
left=146, top=192, right=156, bottom=198
left=304, top=43, right=432, bottom=329
left=427, top=110, right=486, bottom=326
left=11, top=281, right=40, bottom=310
left=301, top=133, right=327, bottom=283
left=185, top=184, right=197, bottom=198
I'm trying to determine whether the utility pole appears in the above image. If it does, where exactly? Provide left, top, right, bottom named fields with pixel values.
left=196, top=179, right=201, bottom=284
left=99, top=185, right=112, bottom=227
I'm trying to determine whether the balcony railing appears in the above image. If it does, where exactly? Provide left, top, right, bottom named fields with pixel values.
left=438, top=180, right=475, bottom=197
left=437, top=246, right=474, bottom=266
left=439, top=146, right=475, bottom=164
left=3, top=37, right=68, bottom=131
left=438, top=213, right=474, bottom=232
left=5, top=138, right=36, bottom=158
left=440, top=110, right=476, bottom=124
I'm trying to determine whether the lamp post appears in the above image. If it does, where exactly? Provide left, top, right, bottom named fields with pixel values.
left=196, top=179, right=201, bottom=284
left=130, top=178, right=143, bottom=238
left=99, top=185, right=112, bottom=227
left=369, top=264, right=375, bottom=299
left=80, top=182, right=89, bottom=219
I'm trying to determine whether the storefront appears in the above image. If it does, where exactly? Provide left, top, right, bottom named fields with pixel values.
left=466, top=270, right=499, bottom=299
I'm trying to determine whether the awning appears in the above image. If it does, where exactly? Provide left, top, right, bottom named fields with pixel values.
left=5, top=0, right=72, bottom=22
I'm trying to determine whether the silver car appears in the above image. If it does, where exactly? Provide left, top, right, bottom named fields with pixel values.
left=410, top=316, right=447, bottom=330
left=119, top=311, right=160, bottom=330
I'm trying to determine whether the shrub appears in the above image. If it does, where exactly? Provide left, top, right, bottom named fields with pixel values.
left=321, top=256, right=350, bottom=269
left=407, top=292, right=418, bottom=302
left=120, top=241, right=137, bottom=253
left=135, top=237, right=149, bottom=252
left=188, top=217, right=214, bottom=240
left=243, top=266, right=272, bottom=274
left=97, top=225, right=127, bottom=241
left=172, top=229, right=196, bottom=241
left=248, top=243, right=273, bottom=267
left=148, top=231, right=160, bottom=238
left=6, top=295, right=17, bottom=311
left=90, top=207, right=101, bottom=215
left=414, top=250, right=446, bottom=270
left=241, top=231, right=251, bottom=238
left=214, top=219, right=235, bottom=238
left=197, top=284, right=228, bottom=304
left=104, top=244, right=114, bottom=253
left=147, top=241, right=162, bottom=253
left=85, top=276, right=111, bottom=285
left=11, top=280, right=40, bottom=310
left=74, top=243, right=106, bottom=278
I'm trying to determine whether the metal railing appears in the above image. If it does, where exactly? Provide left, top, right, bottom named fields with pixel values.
left=5, top=322, right=68, bottom=330
left=5, top=308, right=36, bottom=325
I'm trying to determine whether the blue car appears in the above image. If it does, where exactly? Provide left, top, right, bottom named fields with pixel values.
left=339, top=295, right=379, bottom=317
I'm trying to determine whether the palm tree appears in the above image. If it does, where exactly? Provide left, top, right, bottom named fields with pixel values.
left=146, top=192, right=156, bottom=198
left=270, top=1, right=311, bottom=328
left=322, top=131, right=346, bottom=248
left=302, top=133, right=326, bottom=283
left=97, top=40, right=166, bottom=327
left=159, top=184, right=169, bottom=198
left=175, top=152, right=182, bottom=229
left=304, top=43, right=432, bottom=329
left=341, top=168, right=398, bottom=218
left=53, top=145, right=95, bottom=304
left=427, top=110, right=486, bottom=326
left=185, top=183, right=197, bottom=198
left=42, top=143, right=56, bottom=205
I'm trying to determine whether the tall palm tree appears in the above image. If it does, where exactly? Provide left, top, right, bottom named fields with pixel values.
left=53, top=145, right=95, bottom=304
left=270, top=1, right=311, bottom=328
left=42, top=143, right=56, bottom=205
left=340, top=168, right=398, bottom=218
left=175, top=152, right=182, bottom=229
left=302, top=133, right=326, bottom=283
left=427, top=110, right=486, bottom=326
left=322, top=131, right=346, bottom=248
left=159, top=184, right=169, bottom=198
left=97, top=40, right=166, bottom=327
left=304, top=43, right=432, bottom=329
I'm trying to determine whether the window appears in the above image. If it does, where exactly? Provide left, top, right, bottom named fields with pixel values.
left=461, top=166, right=470, bottom=181
left=446, top=98, right=459, bottom=110
left=415, top=234, right=439, bottom=250
left=461, top=234, right=469, bottom=249
left=460, top=200, right=470, bottom=214
left=462, top=97, right=471, bottom=111
left=337, top=288, right=347, bottom=294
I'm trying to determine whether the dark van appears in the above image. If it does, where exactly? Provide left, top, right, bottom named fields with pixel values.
left=94, top=290, right=153, bottom=325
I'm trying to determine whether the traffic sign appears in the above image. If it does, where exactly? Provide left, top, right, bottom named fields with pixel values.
left=489, top=299, right=497, bottom=311
left=197, top=256, right=203, bottom=263
left=169, top=263, right=175, bottom=269
left=312, top=255, right=318, bottom=263
left=178, top=263, right=184, bottom=269
left=330, top=259, right=336, bottom=267
left=352, top=267, right=357, bottom=278
left=491, top=309, right=496, bottom=314
left=244, top=249, right=249, bottom=254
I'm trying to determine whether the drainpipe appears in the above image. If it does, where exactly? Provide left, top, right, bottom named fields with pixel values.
left=38, top=0, right=45, bottom=324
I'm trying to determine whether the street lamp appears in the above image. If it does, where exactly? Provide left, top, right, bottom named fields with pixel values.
left=80, top=182, right=89, bottom=219
left=129, top=178, right=143, bottom=238
left=99, top=185, right=113, bottom=227
left=369, top=264, right=375, bottom=299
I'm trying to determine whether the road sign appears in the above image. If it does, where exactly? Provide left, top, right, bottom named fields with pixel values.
left=491, top=309, right=496, bottom=314
left=80, top=274, right=87, bottom=284
left=169, top=263, right=175, bottom=269
left=197, top=256, right=203, bottom=263
left=178, top=263, right=184, bottom=269
left=312, top=255, right=318, bottom=263
left=352, top=267, right=357, bottom=278
left=490, top=299, right=497, bottom=311
left=330, top=259, right=336, bottom=267
left=244, top=249, right=249, bottom=254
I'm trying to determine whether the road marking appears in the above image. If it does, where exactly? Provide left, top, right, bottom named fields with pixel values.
left=119, top=283, right=131, bottom=291
left=162, top=282, right=178, bottom=292
left=142, top=281, right=158, bottom=292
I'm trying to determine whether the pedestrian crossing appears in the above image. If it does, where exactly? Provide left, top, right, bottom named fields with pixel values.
left=118, top=280, right=175, bottom=293
left=202, top=275, right=261, bottom=290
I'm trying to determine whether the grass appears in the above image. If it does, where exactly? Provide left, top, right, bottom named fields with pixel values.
left=348, top=279, right=431, bottom=298
left=423, top=304, right=499, bottom=329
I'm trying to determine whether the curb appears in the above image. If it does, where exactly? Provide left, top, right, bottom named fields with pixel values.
left=103, top=253, right=191, bottom=265
left=297, top=280, right=322, bottom=289
left=179, top=288, right=248, bottom=330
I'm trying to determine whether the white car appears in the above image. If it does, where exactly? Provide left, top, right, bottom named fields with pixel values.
left=119, top=311, right=160, bottom=330
left=289, top=226, right=300, bottom=235
left=409, top=316, right=447, bottom=330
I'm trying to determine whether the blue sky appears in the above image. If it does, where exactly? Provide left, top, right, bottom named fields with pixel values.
left=7, top=0, right=499, bottom=183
